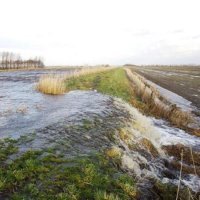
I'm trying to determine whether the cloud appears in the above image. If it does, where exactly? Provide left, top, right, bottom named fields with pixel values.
left=0, top=0, right=200, bottom=65
left=192, top=35, right=200, bottom=39
left=171, top=29, right=184, bottom=34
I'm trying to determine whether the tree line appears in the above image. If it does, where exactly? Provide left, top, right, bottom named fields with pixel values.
left=0, top=52, right=44, bottom=70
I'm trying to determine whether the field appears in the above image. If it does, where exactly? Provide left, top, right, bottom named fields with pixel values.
left=131, top=66, right=200, bottom=110
left=0, top=67, right=200, bottom=199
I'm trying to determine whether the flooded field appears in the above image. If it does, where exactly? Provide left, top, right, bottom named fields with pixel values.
left=0, top=68, right=78, bottom=137
left=132, top=66, right=200, bottom=111
left=0, top=68, right=200, bottom=198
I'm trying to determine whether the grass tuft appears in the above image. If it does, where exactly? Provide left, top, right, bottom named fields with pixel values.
left=36, top=75, right=65, bottom=95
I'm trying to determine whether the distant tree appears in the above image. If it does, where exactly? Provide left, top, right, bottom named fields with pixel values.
left=0, top=52, right=45, bottom=70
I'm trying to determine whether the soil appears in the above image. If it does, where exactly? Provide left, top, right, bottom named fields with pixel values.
left=131, top=66, right=200, bottom=110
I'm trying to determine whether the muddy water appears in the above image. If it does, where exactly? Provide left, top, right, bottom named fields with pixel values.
left=0, top=69, right=200, bottom=195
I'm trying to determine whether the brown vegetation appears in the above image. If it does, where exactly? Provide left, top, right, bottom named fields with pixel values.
left=125, top=68, right=195, bottom=134
left=36, top=75, right=65, bottom=95
left=162, top=144, right=200, bottom=167
left=139, top=138, right=159, bottom=157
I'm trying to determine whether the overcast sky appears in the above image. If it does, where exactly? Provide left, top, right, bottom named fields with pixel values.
left=0, top=0, right=200, bottom=65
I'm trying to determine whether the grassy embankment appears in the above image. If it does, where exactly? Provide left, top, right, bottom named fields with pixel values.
left=65, top=67, right=200, bottom=137
left=64, top=68, right=164, bottom=118
left=36, top=67, right=151, bottom=112
left=65, top=68, right=133, bottom=103
left=36, top=67, right=154, bottom=114
left=36, top=66, right=200, bottom=140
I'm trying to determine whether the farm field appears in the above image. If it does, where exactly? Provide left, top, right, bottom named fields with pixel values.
left=131, top=66, right=200, bottom=110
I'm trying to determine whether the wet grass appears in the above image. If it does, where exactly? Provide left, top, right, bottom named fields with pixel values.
left=0, top=132, right=197, bottom=199
left=0, top=138, right=137, bottom=200
left=65, top=68, right=134, bottom=102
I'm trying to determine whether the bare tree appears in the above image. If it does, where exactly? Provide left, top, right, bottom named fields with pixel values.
left=0, top=52, right=45, bottom=70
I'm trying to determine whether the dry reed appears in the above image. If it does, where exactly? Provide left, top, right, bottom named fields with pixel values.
left=36, top=66, right=113, bottom=95
left=36, top=75, right=65, bottom=95
left=125, top=68, right=193, bottom=129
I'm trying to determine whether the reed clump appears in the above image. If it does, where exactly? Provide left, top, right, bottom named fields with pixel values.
left=36, top=75, right=65, bottom=95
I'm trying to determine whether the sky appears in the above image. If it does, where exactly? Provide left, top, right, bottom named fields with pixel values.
left=0, top=0, right=200, bottom=66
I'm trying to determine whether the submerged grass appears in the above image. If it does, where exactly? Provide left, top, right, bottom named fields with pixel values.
left=0, top=138, right=137, bottom=200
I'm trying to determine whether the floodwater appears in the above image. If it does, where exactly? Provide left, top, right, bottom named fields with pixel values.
left=0, top=69, right=200, bottom=194
left=0, top=69, right=78, bottom=136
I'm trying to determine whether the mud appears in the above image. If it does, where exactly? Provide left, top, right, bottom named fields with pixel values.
left=131, top=66, right=200, bottom=110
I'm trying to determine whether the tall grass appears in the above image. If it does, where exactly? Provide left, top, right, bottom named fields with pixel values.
left=125, top=68, right=193, bottom=129
left=36, top=75, right=65, bottom=95
left=36, top=67, right=113, bottom=95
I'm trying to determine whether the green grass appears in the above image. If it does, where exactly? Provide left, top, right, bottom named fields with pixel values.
left=65, top=68, right=152, bottom=117
left=65, top=68, right=134, bottom=103
left=0, top=138, right=137, bottom=200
